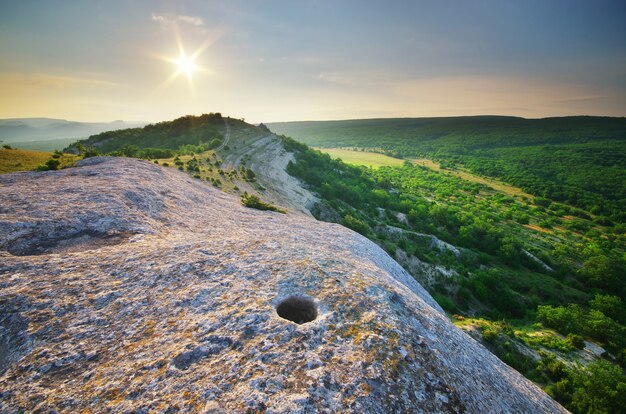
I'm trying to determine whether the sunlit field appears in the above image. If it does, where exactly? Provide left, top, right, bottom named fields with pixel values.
left=316, top=148, right=405, bottom=169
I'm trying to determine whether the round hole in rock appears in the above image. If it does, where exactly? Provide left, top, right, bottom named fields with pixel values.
left=276, top=295, right=317, bottom=324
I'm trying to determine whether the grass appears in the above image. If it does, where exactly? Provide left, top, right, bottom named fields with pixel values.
left=0, top=148, right=80, bottom=174
left=0, top=148, right=53, bottom=173
left=316, top=148, right=405, bottom=169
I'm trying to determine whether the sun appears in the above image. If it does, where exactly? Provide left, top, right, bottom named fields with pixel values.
left=174, top=52, right=197, bottom=80
left=156, top=33, right=219, bottom=90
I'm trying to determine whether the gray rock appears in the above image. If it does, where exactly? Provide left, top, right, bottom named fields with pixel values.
left=0, top=157, right=567, bottom=413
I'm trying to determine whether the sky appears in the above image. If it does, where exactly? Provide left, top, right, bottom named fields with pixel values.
left=0, top=0, right=625, bottom=123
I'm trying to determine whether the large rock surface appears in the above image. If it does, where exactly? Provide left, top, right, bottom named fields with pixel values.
left=0, top=157, right=566, bottom=413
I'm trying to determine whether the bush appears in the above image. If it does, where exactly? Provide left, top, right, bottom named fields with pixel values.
left=566, top=333, right=585, bottom=349
left=482, top=327, right=499, bottom=343
left=45, top=158, right=60, bottom=170
left=240, top=194, right=285, bottom=213
left=341, top=214, right=370, bottom=236
left=245, top=168, right=256, bottom=181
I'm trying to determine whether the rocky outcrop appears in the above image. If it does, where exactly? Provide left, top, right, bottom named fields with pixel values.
left=220, top=131, right=319, bottom=217
left=0, top=157, right=566, bottom=413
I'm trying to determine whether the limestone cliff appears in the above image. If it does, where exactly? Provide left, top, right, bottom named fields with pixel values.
left=0, top=157, right=566, bottom=413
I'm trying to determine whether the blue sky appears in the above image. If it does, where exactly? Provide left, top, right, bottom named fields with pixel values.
left=0, top=0, right=624, bottom=122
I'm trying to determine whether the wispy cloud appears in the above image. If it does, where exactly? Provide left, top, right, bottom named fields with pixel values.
left=151, top=14, right=166, bottom=23
left=151, top=14, right=205, bottom=27
left=178, top=15, right=204, bottom=27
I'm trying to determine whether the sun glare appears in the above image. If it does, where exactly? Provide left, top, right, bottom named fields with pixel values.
left=175, top=52, right=197, bottom=80
left=155, top=30, right=221, bottom=91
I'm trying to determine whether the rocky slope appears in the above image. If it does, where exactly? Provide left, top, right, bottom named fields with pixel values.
left=219, top=122, right=318, bottom=216
left=0, top=157, right=566, bottom=413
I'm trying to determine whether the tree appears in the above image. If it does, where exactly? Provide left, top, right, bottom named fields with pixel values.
left=537, top=304, right=584, bottom=334
left=590, top=294, right=625, bottom=323
left=119, top=144, right=140, bottom=158
left=75, top=143, right=87, bottom=156
left=570, top=360, right=626, bottom=414
left=578, top=255, right=625, bottom=292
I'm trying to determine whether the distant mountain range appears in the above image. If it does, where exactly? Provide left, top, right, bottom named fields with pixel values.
left=0, top=118, right=147, bottom=144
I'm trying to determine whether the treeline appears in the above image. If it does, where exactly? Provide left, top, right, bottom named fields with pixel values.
left=69, top=113, right=224, bottom=154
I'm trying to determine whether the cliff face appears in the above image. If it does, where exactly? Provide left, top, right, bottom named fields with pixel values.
left=0, top=157, right=566, bottom=413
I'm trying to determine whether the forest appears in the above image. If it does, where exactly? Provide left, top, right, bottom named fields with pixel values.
left=281, top=134, right=625, bottom=414
left=270, top=116, right=626, bottom=223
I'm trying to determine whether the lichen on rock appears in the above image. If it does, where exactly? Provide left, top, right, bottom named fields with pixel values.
left=0, top=157, right=567, bottom=413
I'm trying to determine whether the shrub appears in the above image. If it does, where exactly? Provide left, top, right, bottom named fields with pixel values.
left=482, top=327, right=499, bottom=343
left=245, top=168, right=256, bottom=181
left=240, top=194, right=285, bottom=213
left=566, top=333, right=585, bottom=349
left=341, top=214, right=370, bottom=236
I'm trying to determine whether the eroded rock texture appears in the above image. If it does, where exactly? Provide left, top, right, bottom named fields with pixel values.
left=0, top=157, right=566, bottom=413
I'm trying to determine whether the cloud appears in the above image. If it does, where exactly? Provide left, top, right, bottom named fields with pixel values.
left=151, top=13, right=204, bottom=27
left=151, top=14, right=166, bottom=23
left=178, top=15, right=204, bottom=26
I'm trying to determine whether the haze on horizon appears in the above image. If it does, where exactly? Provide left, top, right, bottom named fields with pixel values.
left=0, top=0, right=625, bottom=124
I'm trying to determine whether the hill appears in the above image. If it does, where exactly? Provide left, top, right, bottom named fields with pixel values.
left=0, top=157, right=566, bottom=413
left=269, top=116, right=626, bottom=222
left=269, top=116, right=626, bottom=149
left=66, top=114, right=317, bottom=215
left=68, top=113, right=227, bottom=154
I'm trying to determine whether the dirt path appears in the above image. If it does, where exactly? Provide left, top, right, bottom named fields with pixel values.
left=215, top=118, right=231, bottom=152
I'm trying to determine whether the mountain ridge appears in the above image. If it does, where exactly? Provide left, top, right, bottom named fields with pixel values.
left=0, top=118, right=147, bottom=144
